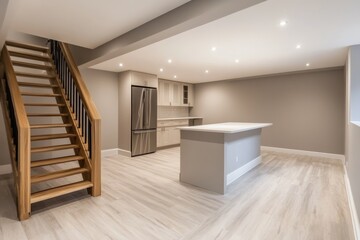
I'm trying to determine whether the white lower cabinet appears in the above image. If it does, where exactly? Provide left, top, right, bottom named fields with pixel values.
left=157, top=120, right=188, bottom=148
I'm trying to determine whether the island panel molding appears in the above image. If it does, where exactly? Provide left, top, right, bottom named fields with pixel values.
left=179, top=122, right=272, bottom=194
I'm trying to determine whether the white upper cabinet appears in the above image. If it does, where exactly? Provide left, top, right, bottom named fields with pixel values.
left=158, top=79, right=191, bottom=106
left=181, top=84, right=194, bottom=107
left=131, top=71, right=158, bottom=88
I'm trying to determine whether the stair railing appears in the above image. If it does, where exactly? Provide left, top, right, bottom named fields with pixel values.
left=48, top=40, right=101, bottom=196
left=0, top=46, right=31, bottom=220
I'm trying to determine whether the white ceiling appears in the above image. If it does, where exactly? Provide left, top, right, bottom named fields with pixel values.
left=9, top=0, right=190, bottom=48
left=91, top=0, right=360, bottom=83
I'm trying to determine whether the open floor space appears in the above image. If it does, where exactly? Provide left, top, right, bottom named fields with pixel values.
left=0, top=148, right=353, bottom=240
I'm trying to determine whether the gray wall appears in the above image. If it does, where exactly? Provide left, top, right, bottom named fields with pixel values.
left=346, top=45, right=360, bottom=223
left=191, top=68, right=345, bottom=154
left=80, top=68, right=119, bottom=150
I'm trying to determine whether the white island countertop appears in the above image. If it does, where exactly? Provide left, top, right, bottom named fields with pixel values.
left=178, top=122, right=272, bottom=134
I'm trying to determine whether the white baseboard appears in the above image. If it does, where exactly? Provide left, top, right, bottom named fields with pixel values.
left=0, top=164, right=12, bottom=175
left=117, top=149, right=131, bottom=157
left=101, top=148, right=132, bottom=158
left=101, top=148, right=119, bottom=158
left=344, top=167, right=360, bottom=240
left=226, top=156, right=262, bottom=186
left=261, top=146, right=345, bottom=162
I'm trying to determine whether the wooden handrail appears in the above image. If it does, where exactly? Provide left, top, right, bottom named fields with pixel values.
left=52, top=41, right=101, bottom=196
left=1, top=46, right=31, bottom=220
left=58, top=43, right=101, bottom=122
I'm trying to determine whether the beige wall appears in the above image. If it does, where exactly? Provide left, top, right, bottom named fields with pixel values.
left=191, top=68, right=345, bottom=154
left=118, top=72, right=131, bottom=151
left=80, top=68, right=119, bottom=150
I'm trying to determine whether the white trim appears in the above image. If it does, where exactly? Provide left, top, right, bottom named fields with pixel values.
left=344, top=167, right=360, bottom=240
left=261, top=146, right=345, bottom=163
left=117, top=149, right=131, bottom=157
left=0, top=164, right=12, bottom=175
left=101, top=148, right=119, bottom=158
left=101, top=148, right=132, bottom=158
left=226, top=156, right=261, bottom=186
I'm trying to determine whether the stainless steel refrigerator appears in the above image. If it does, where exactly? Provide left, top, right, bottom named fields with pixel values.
left=131, top=86, right=157, bottom=156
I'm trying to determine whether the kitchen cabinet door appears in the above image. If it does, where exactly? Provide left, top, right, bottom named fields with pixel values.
left=181, top=84, right=194, bottom=107
left=158, top=80, right=182, bottom=106
left=188, top=84, right=194, bottom=107
left=171, top=82, right=182, bottom=106
left=158, top=80, right=171, bottom=106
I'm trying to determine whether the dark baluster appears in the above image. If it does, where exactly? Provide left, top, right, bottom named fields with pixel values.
left=82, top=104, right=85, bottom=139
left=49, top=39, right=93, bottom=158
left=84, top=112, right=88, bottom=144
left=77, top=91, right=80, bottom=127
left=88, top=119, right=92, bottom=159
left=4, top=79, right=19, bottom=166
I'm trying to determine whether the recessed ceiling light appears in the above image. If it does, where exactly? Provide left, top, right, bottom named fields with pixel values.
left=160, top=68, right=164, bottom=72
left=280, top=20, right=288, bottom=27
left=168, top=59, right=172, bottom=63
left=211, top=47, right=217, bottom=51
left=174, top=75, right=177, bottom=79
left=235, top=59, right=239, bottom=63
left=205, top=70, right=209, bottom=74
left=119, top=63, right=123, bottom=67
left=306, top=63, right=310, bottom=67
left=296, top=44, right=302, bottom=49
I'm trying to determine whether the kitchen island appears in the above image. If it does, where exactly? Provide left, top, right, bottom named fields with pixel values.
left=178, top=122, right=272, bottom=194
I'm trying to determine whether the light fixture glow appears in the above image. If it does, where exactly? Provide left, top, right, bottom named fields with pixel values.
left=211, top=47, right=217, bottom=51
left=168, top=59, right=172, bottom=63
left=119, top=63, right=123, bottom=67
left=296, top=44, right=302, bottom=49
left=160, top=68, right=164, bottom=72
left=280, top=20, right=288, bottom=27
left=306, top=63, right=310, bottom=67
left=174, top=75, right=177, bottom=79
left=205, top=70, right=209, bottom=73
left=235, top=59, right=239, bottom=63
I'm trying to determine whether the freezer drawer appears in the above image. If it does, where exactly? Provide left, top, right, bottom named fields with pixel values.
left=131, top=129, right=157, bottom=156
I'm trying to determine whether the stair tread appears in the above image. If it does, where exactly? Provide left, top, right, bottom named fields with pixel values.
left=31, top=133, right=76, bottom=141
left=15, top=71, right=56, bottom=79
left=31, top=167, right=88, bottom=184
left=9, top=50, right=51, bottom=62
left=21, top=92, right=61, bottom=97
left=30, top=123, right=72, bottom=129
left=31, top=144, right=79, bottom=153
left=25, top=103, right=65, bottom=107
left=31, top=181, right=92, bottom=204
left=31, top=155, right=84, bottom=168
left=12, top=61, right=53, bottom=70
left=18, top=82, right=58, bottom=88
left=28, top=113, right=69, bottom=117
left=6, top=41, right=49, bottom=53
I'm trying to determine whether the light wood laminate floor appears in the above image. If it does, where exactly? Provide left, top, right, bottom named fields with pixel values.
left=0, top=148, right=354, bottom=240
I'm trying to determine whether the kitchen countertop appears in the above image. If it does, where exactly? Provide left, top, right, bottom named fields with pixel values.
left=178, top=122, right=272, bottom=133
left=158, top=117, right=203, bottom=121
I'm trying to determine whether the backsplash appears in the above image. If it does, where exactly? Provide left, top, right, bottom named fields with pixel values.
left=158, top=106, right=190, bottom=118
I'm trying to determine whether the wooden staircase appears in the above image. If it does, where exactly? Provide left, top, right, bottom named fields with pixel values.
left=0, top=40, right=101, bottom=220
